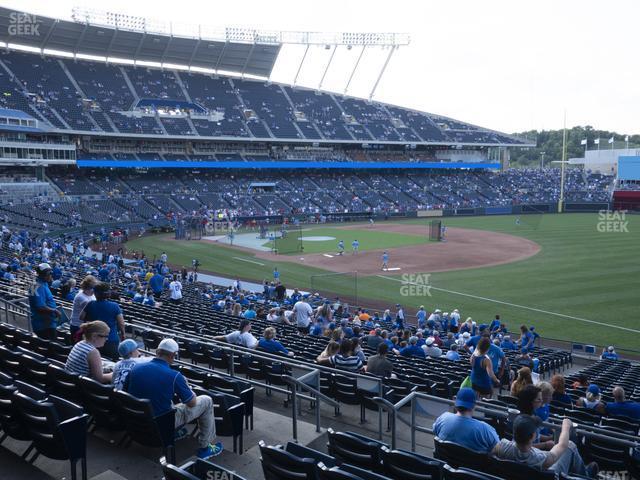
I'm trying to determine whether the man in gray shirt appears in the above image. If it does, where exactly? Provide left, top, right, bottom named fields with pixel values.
left=365, top=343, right=394, bottom=378
left=366, top=328, right=384, bottom=350
left=493, top=415, right=597, bottom=478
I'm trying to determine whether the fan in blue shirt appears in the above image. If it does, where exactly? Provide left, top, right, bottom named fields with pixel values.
left=257, top=327, right=293, bottom=356
left=433, top=388, right=500, bottom=454
left=606, top=387, right=640, bottom=420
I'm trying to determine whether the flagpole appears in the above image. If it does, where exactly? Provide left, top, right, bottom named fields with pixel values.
left=559, top=111, right=567, bottom=213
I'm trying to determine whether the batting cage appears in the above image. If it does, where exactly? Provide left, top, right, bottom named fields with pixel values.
left=271, top=223, right=303, bottom=254
left=310, top=271, right=358, bottom=305
left=428, top=220, right=442, bottom=241
left=175, top=216, right=204, bottom=240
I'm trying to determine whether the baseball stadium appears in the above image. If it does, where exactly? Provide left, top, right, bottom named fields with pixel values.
left=0, top=4, right=638, bottom=480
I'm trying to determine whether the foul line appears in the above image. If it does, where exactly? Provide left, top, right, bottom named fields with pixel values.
left=232, top=257, right=265, bottom=266
left=375, top=275, right=640, bottom=334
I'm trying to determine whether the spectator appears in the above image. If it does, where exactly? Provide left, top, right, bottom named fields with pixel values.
left=423, top=337, right=442, bottom=358
left=28, top=262, right=61, bottom=339
left=70, top=274, right=97, bottom=340
left=366, top=328, right=383, bottom=350
left=511, top=367, right=533, bottom=396
left=494, top=414, right=598, bottom=478
left=432, top=387, right=500, bottom=454
left=293, top=297, right=313, bottom=334
left=605, top=386, right=640, bottom=420
left=397, top=336, right=426, bottom=359
left=445, top=343, right=460, bottom=361
left=500, top=335, right=517, bottom=351
left=316, top=341, right=340, bottom=363
left=550, top=374, right=572, bottom=406
left=258, top=327, right=293, bottom=356
left=65, top=321, right=112, bottom=384
left=112, top=339, right=142, bottom=390
left=149, top=270, right=164, bottom=298
left=365, top=343, right=394, bottom=378
left=493, top=415, right=598, bottom=478
left=169, top=274, right=183, bottom=304
left=601, top=346, right=619, bottom=360
left=126, top=339, right=223, bottom=459
left=319, top=338, right=363, bottom=372
left=571, top=374, right=589, bottom=389
left=213, top=319, right=258, bottom=348
left=576, top=384, right=605, bottom=413
left=518, top=324, right=535, bottom=352
left=81, top=282, right=125, bottom=360
left=470, top=337, right=499, bottom=398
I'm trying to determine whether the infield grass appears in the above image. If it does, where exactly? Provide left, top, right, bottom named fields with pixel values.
left=125, top=213, right=640, bottom=352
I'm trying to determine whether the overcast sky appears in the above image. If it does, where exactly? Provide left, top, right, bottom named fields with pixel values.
left=4, top=0, right=638, bottom=134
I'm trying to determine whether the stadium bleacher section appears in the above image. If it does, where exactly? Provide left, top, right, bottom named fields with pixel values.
left=0, top=49, right=530, bottom=144
left=0, top=231, right=638, bottom=480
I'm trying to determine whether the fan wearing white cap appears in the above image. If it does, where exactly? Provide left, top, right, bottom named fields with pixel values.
left=27, top=263, right=61, bottom=339
left=126, top=338, right=223, bottom=459
left=600, top=346, right=619, bottom=361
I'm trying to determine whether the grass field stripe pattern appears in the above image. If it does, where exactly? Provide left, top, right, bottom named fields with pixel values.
left=232, top=257, right=265, bottom=266
left=375, top=275, right=640, bottom=334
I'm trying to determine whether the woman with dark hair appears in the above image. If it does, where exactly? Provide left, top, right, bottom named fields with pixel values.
left=516, top=384, right=554, bottom=449
left=470, top=337, right=500, bottom=398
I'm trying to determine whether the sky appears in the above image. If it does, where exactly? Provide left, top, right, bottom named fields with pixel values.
left=3, top=0, right=639, bottom=135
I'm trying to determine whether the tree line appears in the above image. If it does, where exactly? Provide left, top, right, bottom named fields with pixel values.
left=509, top=126, right=639, bottom=167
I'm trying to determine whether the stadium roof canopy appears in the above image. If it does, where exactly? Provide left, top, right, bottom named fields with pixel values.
left=0, top=7, right=410, bottom=79
left=0, top=6, right=280, bottom=77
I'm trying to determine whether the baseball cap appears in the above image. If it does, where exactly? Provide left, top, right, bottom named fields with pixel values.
left=396, top=304, right=401, bottom=307
left=462, top=332, right=471, bottom=339
left=455, top=387, right=476, bottom=409
left=607, top=346, right=614, bottom=352
left=157, top=338, right=179, bottom=353
left=37, top=262, right=52, bottom=272
left=425, top=337, right=435, bottom=346
left=118, top=339, right=139, bottom=358
left=587, top=384, right=601, bottom=395
left=435, top=309, right=442, bottom=313
left=513, top=414, right=542, bottom=443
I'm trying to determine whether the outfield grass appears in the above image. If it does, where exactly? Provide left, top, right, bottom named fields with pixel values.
left=125, top=213, right=640, bottom=351
left=263, top=226, right=430, bottom=254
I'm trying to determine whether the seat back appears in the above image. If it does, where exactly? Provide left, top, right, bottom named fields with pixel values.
left=46, top=363, right=81, bottom=402
left=258, top=441, right=316, bottom=480
left=327, top=429, right=383, bottom=470
left=433, top=437, right=488, bottom=471
left=381, top=447, right=444, bottom=480
left=114, top=390, right=175, bottom=449
left=580, top=430, right=630, bottom=471
left=78, top=376, right=122, bottom=429
left=490, top=455, right=557, bottom=480
left=443, top=465, right=503, bottom=480
left=12, top=391, right=80, bottom=461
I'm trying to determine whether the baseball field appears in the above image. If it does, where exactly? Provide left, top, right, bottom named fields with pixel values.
left=124, top=213, right=640, bottom=352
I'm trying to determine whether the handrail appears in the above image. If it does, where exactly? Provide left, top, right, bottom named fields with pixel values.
left=375, top=390, right=640, bottom=451
left=282, top=371, right=340, bottom=441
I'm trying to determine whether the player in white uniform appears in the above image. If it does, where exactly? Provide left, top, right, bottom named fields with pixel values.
left=381, top=251, right=389, bottom=270
left=351, top=239, right=360, bottom=254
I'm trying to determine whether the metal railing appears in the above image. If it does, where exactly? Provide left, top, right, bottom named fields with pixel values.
left=0, top=295, right=31, bottom=331
left=124, top=317, right=387, bottom=439
left=372, top=391, right=640, bottom=452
